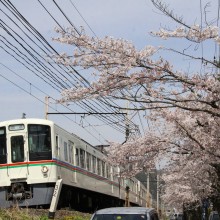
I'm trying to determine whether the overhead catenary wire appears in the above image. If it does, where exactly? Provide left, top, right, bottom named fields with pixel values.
left=0, top=22, right=128, bottom=138
left=0, top=0, right=139, bottom=138
left=0, top=40, right=126, bottom=134
left=48, top=0, right=139, bottom=129
left=68, top=0, right=97, bottom=37
left=52, top=0, right=81, bottom=35
left=0, top=2, right=92, bottom=89
left=46, top=2, right=139, bottom=131
left=38, top=0, right=131, bottom=124
left=0, top=62, right=109, bottom=144
left=0, top=0, right=115, bottom=118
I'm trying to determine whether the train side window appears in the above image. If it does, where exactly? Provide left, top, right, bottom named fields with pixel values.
left=0, top=127, right=7, bottom=164
left=55, top=135, right=59, bottom=157
left=129, top=180, right=133, bottom=191
left=92, top=156, right=96, bottom=173
left=106, top=164, right=110, bottom=179
left=102, top=161, right=105, bottom=177
left=64, top=142, right=68, bottom=161
left=80, top=149, right=85, bottom=168
left=112, top=167, right=115, bottom=181
left=75, top=148, right=79, bottom=166
left=86, top=152, right=91, bottom=171
left=97, top=158, right=102, bottom=176
left=110, top=166, right=113, bottom=181
left=113, top=166, right=118, bottom=182
left=130, top=180, right=134, bottom=191
left=55, top=135, right=58, bottom=150
left=68, top=141, right=74, bottom=164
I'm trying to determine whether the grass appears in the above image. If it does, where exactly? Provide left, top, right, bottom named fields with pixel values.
left=0, top=208, right=91, bottom=220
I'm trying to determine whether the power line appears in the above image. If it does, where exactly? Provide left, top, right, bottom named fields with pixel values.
left=68, top=0, right=97, bottom=37
left=0, top=63, right=109, bottom=144
left=48, top=0, right=139, bottom=130
left=52, top=0, right=81, bottom=35
left=0, top=0, right=139, bottom=138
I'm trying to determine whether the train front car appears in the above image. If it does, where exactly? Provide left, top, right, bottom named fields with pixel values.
left=0, top=119, right=57, bottom=207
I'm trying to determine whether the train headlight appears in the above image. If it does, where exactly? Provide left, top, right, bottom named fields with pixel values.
left=41, top=166, right=49, bottom=173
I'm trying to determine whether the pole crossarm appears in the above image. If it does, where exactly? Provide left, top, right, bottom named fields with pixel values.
left=47, top=112, right=127, bottom=115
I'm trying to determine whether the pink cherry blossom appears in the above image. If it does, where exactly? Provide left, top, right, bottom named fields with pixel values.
left=51, top=0, right=220, bottom=208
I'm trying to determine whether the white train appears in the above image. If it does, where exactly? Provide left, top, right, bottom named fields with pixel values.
left=0, top=118, right=147, bottom=210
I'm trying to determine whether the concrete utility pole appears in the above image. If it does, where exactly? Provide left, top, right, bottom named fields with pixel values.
left=157, top=173, right=160, bottom=214
left=146, top=171, right=150, bottom=207
left=45, top=96, right=49, bottom=120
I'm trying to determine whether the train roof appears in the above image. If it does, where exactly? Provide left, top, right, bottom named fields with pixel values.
left=0, top=118, right=54, bottom=126
left=0, top=118, right=101, bottom=151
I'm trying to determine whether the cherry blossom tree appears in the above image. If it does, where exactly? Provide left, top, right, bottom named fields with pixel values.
left=51, top=0, right=220, bottom=207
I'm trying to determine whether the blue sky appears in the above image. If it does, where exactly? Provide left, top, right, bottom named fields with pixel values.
left=0, top=0, right=218, bottom=145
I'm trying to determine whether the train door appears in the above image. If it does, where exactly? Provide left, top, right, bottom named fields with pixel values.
left=0, top=127, right=7, bottom=164
left=55, top=134, right=62, bottom=178
left=11, top=135, right=25, bottom=163
left=72, top=146, right=78, bottom=183
left=68, top=141, right=75, bottom=182
left=68, top=141, right=74, bottom=164
left=55, top=135, right=59, bottom=159
left=8, top=132, right=28, bottom=179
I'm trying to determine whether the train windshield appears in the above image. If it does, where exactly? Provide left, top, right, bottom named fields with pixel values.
left=0, top=127, right=7, bottom=164
left=28, top=124, right=52, bottom=161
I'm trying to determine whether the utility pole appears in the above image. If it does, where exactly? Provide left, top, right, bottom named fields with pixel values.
left=45, top=96, right=49, bottom=120
left=157, top=173, right=160, bottom=214
left=125, top=101, right=130, bottom=142
left=147, top=171, right=150, bottom=207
